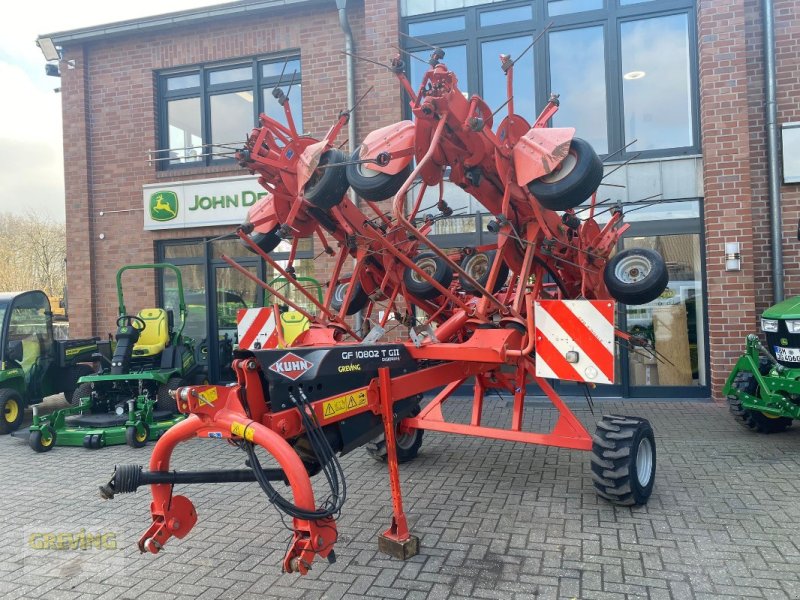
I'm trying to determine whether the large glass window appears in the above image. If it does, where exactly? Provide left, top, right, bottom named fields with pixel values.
left=620, top=14, right=693, bottom=151
left=402, top=0, right=697, bottom=160
left=158, top=56, right=302, bottom=170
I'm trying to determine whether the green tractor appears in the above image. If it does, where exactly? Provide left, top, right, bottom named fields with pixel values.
left=723, top=298, right=800, bottom=432
left=27, top=264, right=203, bottom=452
left=0, top=290, right=97, bottom=434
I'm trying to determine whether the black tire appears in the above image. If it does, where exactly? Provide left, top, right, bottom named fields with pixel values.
left=592, top=415, right=656, bottom=506
left=727, top=360, right=792, bottom=433
left=603, top=248, right=668, bottom=305
left=70, top=382, right=94, bottom=408
left=241, top=224, right=282, bottom=255
left=403, top=253, right=453, bottom=300
left=90, top=433, right=103, bottom=450
left=64, top=364, right=94, bottom=400
left=346, top=146, right=412, bottom=201
left=366, top=405, right=423, bottom=463
left=29, top=426, right=56, bottom=453
left=126, top=424, right=150, bottom=448
left=527, top=137, right=603, bottom=211
left=0, top=388, right=24, bottom=434
left=330, top=279, right=369, bottom=316
left=304, top=149, right=350, bottom=209
left=156, top=377, right=184, bottom=413
left=459, top=250, right=509, bottom=294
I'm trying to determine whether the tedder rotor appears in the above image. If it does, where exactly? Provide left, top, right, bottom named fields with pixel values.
left=101, top=46, right=668, bottom=574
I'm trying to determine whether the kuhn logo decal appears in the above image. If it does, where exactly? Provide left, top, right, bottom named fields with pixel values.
left=269, top=352, right=313, bottom=380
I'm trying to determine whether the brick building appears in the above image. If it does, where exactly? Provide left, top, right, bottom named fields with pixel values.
left=38, top=0, right=800, bottom=398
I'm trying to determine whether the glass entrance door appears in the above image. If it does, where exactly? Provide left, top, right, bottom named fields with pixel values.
left=211, top=263, right=261, bottom=381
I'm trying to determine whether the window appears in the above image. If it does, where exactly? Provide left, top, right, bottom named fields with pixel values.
left=158, top=56, right=302, bottom=169
left=402, top=0, right=697, bottom=160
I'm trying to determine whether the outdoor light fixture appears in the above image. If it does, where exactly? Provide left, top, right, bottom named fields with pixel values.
left=725, top=241, right=741, bottom=271
left=623, top=70, right=646, bottom=80
left=38, top=37, right=60, bottom=62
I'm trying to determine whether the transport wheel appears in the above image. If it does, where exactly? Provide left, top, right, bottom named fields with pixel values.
left=70, top=382, right=94, bottom=408
left=403, top=253, right=453, bottom=300
left=330, top=279, right=369, bottom=316
left=603, top=248, right=668, bottom=305
left=366, top=405, right=423, bottom=463
left=459, top=250, right=509, bottom=294
left=241, top=224, right=282, bottom=255
left=126, top=424, right=150, bottom=448
left=304, top=149, right=350, bottom=209
left=0, top=388, right=24, bottom=434
left=29, top=426, right=57, bottom=453
left=156, top=377, right=185, bottom=413
left=727, top=360, right=792, bottom=433
left=528, top=137, right=603, bottom=211
left=345, top=146, right=412, bottom=201
left=89, top=434, right=103, bottom=450
left=591, top=414, right=656, bottom=506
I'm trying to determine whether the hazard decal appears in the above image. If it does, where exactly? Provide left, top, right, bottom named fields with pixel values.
left=322, top=389, right=368, bottom=420
left=534, top=300, right=615, bottom=385
left=268, top=352, right=314, bottom=381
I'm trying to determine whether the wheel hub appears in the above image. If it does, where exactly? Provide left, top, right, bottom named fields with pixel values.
left=636, top=437, right=654, bottom=486
left=614, top=254, right=652, bottom=284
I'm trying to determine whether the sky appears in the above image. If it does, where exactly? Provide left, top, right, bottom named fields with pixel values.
left=0, top=1, right=237, bottom=222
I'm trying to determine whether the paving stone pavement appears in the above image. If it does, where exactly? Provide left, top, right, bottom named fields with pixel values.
left=2, top=394, right=800, bottom=599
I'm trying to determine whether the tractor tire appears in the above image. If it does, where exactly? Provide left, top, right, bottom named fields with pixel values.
left=0, top=388, right=24, bottom=434
left=591, top=414, right=656, bottom=506
left=366, top=405, right=423, bottom=463
left=29, top=426, right=57, bottom=453
left=304, top=149, right=350, bottom=209
left=346, top=146, right=412, bottom=201
left=527, top=137, right=603, bottom=211
left=241, top=224, right=282, bottom=255
left=64, top=364, right=94, bottom=401
left=459, top=250, right=509, bottom=294
left=603, top=248, right=668, bottom=305
left=727, top=361, right=792, bottom=433
left=70, top=382, right=94, bottom=408
left=126, top=424, right=150, bottom=448
left=156, top=377, right=185, bottom=414
left=330, top=279, right=369, bottom=316
left=403, top=253, right=453, bottom=300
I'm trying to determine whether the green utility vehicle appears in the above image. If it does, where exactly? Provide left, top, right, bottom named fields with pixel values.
left=723, top=297, right=800, bottom=432
left=0, top=290, right=97, bottom=434
left=27, top=264, right=203, bottom=452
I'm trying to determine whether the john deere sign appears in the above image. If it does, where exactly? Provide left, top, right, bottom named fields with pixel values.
left=143, top=175, right=268, bottom=230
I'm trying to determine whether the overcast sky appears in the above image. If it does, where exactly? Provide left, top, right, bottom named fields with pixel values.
left=0, top=1, right=236, bottom=222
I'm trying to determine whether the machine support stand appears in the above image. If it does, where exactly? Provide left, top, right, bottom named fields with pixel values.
left=376, top=367, right=420, bottom=560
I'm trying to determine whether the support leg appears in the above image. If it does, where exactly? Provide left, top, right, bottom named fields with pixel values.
left=377, top=367, right=420, bottom=560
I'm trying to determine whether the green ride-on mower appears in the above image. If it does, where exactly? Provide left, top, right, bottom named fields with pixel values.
left=0, top=290, right=98, bottom=435
left=27, top=264, right=203, bottom=452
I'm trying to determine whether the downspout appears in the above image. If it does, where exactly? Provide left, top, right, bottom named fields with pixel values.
left=764, top=0, right=784, bottom=302
left=336, top=0, right=365, bottom=334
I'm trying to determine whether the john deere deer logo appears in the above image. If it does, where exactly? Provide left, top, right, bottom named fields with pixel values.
left=149, top=191, right=179, bottom=222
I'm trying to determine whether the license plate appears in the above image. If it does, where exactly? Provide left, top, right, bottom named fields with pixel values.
left=775, top=346, right=800, bottom=362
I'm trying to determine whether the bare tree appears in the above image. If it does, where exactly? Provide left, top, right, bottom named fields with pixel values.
left=0, top=211, right=66, bottom=297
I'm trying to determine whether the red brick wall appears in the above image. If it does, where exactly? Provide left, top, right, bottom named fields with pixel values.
left=60, top=0, right=400, bottom=339
left=700, top=0, right=800, bottom=398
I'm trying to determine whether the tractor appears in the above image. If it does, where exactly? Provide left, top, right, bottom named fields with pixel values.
left=27, top=264, right=202, bottom=451
left=0, top=290, right=97, bottom=434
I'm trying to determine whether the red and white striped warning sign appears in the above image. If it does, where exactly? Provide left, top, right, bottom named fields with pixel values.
left=236, top=307, right=279, bottom=350
left=534, top=299, right=615, bottom=385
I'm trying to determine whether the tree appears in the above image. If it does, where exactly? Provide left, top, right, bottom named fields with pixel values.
left=0, top=211, right=66, bottom=297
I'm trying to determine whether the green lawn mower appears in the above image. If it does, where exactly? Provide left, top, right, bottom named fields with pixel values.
left=0, top=290, right=97, bottom=434
left=27, top=264, right=203, bottom=452
left=723, top=297, right=800, bottom=433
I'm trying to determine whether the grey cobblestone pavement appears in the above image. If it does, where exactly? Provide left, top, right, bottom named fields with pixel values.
left=2, top=395, right=800, bottom=599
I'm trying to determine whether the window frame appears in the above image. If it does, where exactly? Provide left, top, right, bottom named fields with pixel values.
left=157, top=53, right=302, bottom=171
left=401, top=0, right=699, bottom=161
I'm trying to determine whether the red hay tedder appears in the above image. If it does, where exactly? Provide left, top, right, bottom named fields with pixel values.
left=102, top=46, right=668, bottom=574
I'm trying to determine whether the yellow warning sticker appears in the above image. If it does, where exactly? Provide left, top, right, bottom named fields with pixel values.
left=230, top=421, right=255, bottom=441
left=197, top=387, right=218, bottom=406
left=322, top=388, right=368, bottom=420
